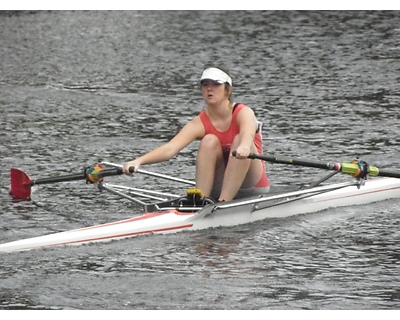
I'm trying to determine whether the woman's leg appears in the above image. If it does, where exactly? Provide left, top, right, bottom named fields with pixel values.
left=195, top=134, right=225, bottom=198
left=218, top=135, right=264, bottom=201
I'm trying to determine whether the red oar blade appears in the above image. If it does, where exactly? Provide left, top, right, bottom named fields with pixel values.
left=10, top=168, right=32, bottom=200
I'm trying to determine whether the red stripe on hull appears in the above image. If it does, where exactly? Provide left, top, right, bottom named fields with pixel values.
left=27, top=223, right=194, bottom=251
left=72, top=210, right=195, bottom=232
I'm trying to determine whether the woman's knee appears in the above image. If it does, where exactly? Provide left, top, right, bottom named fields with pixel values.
left=199, top=134, right=221, bottom=152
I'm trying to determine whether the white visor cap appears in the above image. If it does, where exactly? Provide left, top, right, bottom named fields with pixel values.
left=200, top=67, right=232, bottom=86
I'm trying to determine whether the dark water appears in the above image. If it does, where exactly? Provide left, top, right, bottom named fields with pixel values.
left=0, top=11, right=400, bottom=310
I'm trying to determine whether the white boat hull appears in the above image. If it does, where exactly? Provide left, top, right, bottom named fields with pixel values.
left=1, top=177, right=400, bottom=253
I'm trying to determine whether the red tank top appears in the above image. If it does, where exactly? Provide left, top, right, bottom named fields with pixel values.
left=199, top=103, right=270, bottom=188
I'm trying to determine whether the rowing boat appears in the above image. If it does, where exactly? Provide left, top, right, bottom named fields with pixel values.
left=1, top=155, right=400, bottom=253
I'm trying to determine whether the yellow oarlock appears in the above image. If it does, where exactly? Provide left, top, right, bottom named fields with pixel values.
left=186, top=189, right=204, bottom=199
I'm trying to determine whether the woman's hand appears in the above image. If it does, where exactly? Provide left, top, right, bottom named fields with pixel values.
left=123, top=160, right=140, bottom=174
left=234, top=146, right=251, bottom=159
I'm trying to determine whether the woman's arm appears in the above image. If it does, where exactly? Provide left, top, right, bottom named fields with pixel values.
left=235, top=106, right=259, bottom=159
left=123, top=117, right=205, bottom=173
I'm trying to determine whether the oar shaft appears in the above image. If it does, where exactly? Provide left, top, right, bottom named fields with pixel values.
left=31, top=168, right=124, bottom=186
left=248, top=153, right=340, bottom=171
left=244, top=153, right=400, bottom=179
left=32, top=172, right=86, bottom=186
left=371, top=169, right=400, bottom=179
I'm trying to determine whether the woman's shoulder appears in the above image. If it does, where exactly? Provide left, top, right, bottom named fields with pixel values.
left=232, top=102, right=252, bottom=113
left=233, top=103, right=257, bottom=123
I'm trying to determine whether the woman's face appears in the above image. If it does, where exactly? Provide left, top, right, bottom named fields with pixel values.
left=201, top=80, right=230, bottom=105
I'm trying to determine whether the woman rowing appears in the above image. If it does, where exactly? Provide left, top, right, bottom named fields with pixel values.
left=123, top=66, right=270, bottom=202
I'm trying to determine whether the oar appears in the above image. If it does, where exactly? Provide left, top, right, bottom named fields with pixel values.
left=232, top=152, right=400, bottom=179
left=10, top=163, right=196, bottom=201
left=10, top=166, right=129, bottom=201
